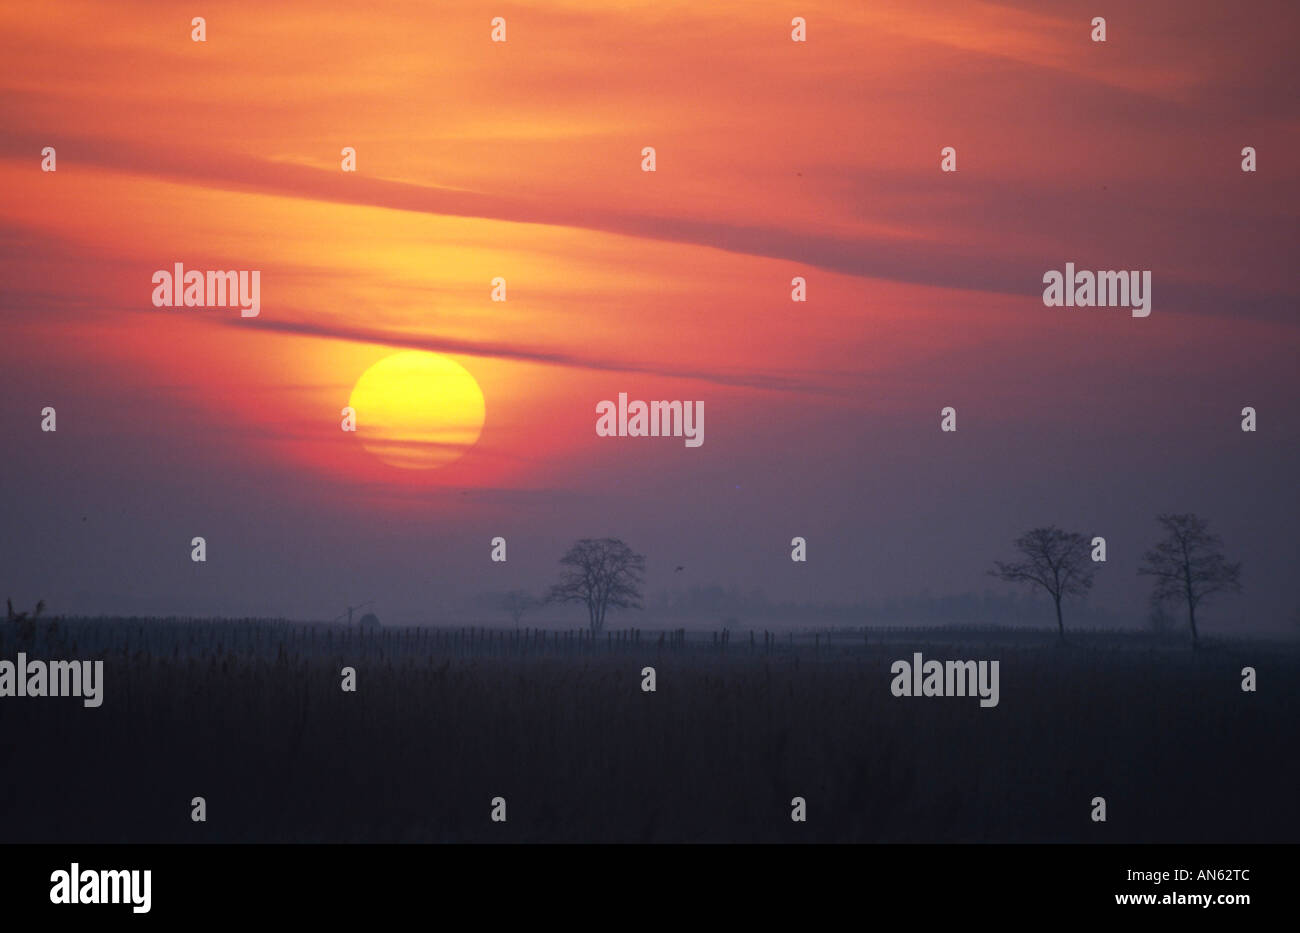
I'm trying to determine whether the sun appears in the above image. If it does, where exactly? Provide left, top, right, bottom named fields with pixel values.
left=347, top=351, right=486, bottom=470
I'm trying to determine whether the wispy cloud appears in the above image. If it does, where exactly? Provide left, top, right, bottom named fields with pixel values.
left=221, top=314, right=862, bottom=396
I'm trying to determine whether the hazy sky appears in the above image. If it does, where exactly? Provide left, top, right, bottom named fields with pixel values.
left=2, top=1, right=1296, bottom=631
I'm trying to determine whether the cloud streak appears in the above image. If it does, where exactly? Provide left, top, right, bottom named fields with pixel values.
left=3, top=126, right=1294, bottom=322
left=220, top=314, right=862, bottom=397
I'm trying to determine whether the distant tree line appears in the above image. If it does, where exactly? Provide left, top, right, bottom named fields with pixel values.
left=991, top=512, right=1242, bottom=647
left=488, top=514, right=1243, bottom=647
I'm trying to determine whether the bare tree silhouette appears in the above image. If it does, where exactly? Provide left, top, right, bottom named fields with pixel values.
left=1147, top=595, right=1178, bottom=636
left=6, top=598, right=45, bottom=650
left=1138, top=513, right=1242, bottom=648
left=547, top=538, right=645, bottom=635
left=990, top=527, right=1096, bottom=640
left=6, top=598, right=44, bottom=622
left=499, top=589, right=539, bottom=627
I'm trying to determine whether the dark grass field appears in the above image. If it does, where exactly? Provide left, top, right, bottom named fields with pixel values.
left=1, top=619, right=1295, bottom=843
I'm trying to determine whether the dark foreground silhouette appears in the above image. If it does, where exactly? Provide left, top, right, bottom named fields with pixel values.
left=1, top=618, right=1294, bottom=843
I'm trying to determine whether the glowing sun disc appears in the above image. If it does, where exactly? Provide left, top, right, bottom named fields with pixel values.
left=347, top=351, right=486, bottom=470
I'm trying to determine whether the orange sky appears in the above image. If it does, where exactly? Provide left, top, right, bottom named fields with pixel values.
left=1, top=0, right=1297, bottom=625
